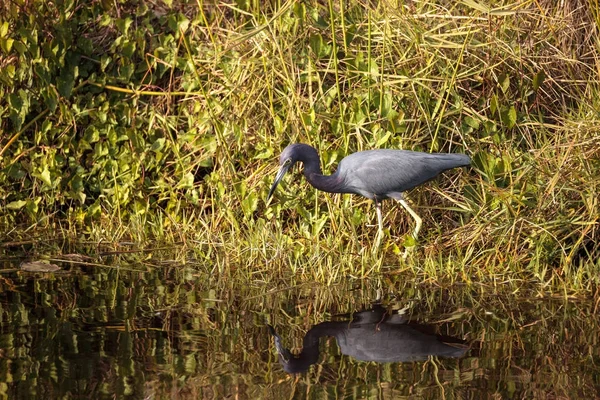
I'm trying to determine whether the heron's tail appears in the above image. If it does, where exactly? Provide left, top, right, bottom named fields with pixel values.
left=430, top=153, right=471, bottom=169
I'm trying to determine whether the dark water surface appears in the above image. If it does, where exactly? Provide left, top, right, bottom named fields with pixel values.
left=0, top=253, right=598, bottom=399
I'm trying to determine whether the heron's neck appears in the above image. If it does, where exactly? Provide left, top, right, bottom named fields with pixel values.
left=304, top=166, right=346, bottom=194
left=296, top=322, right=343, bottom=359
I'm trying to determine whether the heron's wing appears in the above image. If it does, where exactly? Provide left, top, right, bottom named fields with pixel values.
left=339, top=150, right=469, bottom=196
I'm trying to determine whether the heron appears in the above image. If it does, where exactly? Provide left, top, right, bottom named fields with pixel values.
left=267, top=143, right=470, bottom=242
left=269, top=304, right=468, bottom=374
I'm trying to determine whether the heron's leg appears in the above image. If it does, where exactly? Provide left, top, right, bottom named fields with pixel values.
left=374, top=200, right=383, bottom=248
left=376, top=200, right=383, bottom=234
left=398, top=198, right=422, bottom=240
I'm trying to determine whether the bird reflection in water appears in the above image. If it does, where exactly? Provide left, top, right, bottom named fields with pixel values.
left=269, top=304, right=468, bottom=374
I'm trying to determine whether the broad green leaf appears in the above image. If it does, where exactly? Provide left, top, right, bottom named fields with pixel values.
left=490, top=94, right=499, bottom=116
left=242, top=192, right=258, bottom=217
left=378, top=92, right=392, bottom=117
left=273, top=115, right=284, bottom=134
left=0, top=37, right=13, bottom=53
left=312, top=214, right=328, bottom=236
left=133, top=200, right=147, bottom=215
left=292, top=2, right=306, bottom=20
left=12, top=40, right=25, bottom=54
left=464, top=116, right=480, bottom=129
left=178, top=172, right=194, bottom=189
left=0, top=21, right=8, bottom=38
left=6, top=164, right=26, bottom=179
left=151, top=138, right=165, bottom=152
left=119, top=63, right=134, bottom=80
left=482, top=120, right=496, bottom=135
left=7, top=91, right=22, bottom=110
left=3, top=64, right=15, bottom=79
left=375, top=132, right=392, bottom=147
left=26, top=198, right=40, bottom=214
left=6, top=200, right=27, bottom=210
left=115, top=18, right=133, bottom=34
left=254, top=148, right=273, bottom=160
left=57, top=73, right=74, bottom=97
left=499, top=73, right=510, bottom=94
left=309, top=34, right=324, bottom=57
left=84, top=126, right=100, bottom=143
left=87, top=201, right=101, bottom=218
left=301, top=108, right=315, bottom=126
left=100, top=55, right=111, bottom=71
left=507, top=106, right=517, bottom=128
left=121, top=41, right=136, bottom=58
left=177, top=16, right=190, bottom=33
left=41, top=120, right=52, bottom=133
left=386, top=108, right=399, bottom=122
left=42, top=86, right=58, bottom=111
left=309, top=33, right=331, bottom=58
left=34, top=167, right=52, bottom=186
left=501, top=105, right=517, bottom=128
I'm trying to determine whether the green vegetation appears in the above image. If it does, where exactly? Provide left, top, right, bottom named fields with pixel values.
left=1, top=1, right=598, bottom=289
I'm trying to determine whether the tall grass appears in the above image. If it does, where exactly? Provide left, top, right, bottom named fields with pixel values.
left=0, top=0, right=598, bottom=289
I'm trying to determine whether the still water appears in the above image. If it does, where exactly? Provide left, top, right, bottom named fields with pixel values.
left=0, top=253, right=598, bottom=399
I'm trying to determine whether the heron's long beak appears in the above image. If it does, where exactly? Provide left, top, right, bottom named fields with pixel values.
left=268, top=325, right=291, bottom=363
left=267, top=163, right=292, bottom=201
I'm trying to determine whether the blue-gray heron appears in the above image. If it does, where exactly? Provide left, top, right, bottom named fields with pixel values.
left=268, top=143, right=470, bottom=240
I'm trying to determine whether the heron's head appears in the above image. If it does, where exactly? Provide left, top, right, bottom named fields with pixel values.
left=267, top=144, right=301, bottom=201
left=268, top=324, right=312, bottom=374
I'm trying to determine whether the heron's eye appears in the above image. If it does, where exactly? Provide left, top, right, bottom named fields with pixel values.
left=283, top=159, right=292, bottom=167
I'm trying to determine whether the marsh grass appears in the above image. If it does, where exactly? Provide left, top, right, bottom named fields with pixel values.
left=0, top=0, right=599, bottom=290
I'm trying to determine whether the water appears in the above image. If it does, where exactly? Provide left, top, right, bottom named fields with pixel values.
left=0, top=253, right=598, bottom=399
